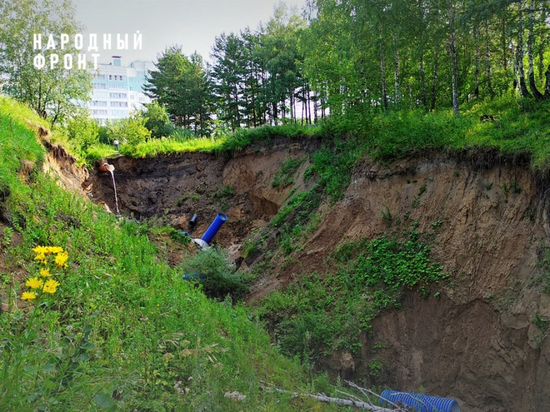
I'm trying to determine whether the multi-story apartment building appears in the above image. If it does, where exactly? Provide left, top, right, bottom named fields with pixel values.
left=87, top=56, right=154, bottom=125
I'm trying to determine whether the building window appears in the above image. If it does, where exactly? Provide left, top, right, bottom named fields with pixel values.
left=109, top=92, right=127, bottom=99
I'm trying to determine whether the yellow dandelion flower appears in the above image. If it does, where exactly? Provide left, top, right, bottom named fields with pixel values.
left=47, top=246, right=64, bottom=254
left=40, top=268, right=52, bottom=277
left=32, top=245, right=48, bottom=255
left=34, top=253, right=46, bottom=262
left=55, top=251, right=69, bottom=268
left=43, top=279, right=60, bottom=294
left=21, top=291, right=37, bottom=301
left=26, top=277, right=44, bottom=290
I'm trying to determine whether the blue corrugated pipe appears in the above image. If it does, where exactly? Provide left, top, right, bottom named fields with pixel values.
left=201, top=213, right=228, bottom=244
left=380, top=389, right=460, bottom=412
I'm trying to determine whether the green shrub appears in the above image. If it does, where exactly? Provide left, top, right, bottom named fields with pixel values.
left=142, top=101, right=174, bottom=138
left=104, top=116, right=151, bottom=146
left=180, top=247, right=249, bottom=300
left=62, top=109, right=100, bottom=154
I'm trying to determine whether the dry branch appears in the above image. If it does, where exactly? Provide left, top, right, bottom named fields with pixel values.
left=260, top=380, right=409, bottom=411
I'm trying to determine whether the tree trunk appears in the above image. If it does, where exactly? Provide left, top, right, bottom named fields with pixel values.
left=544, top=64, right=550, bottom=98
left=430, top=44, right=439, bottom=112
left=474, top=25, right=481, bottom=100
left=516, top=0, right=533, bottom=99
left=419, top=39, right=427, bottom=109
left=485, top=21, right=494, bottom=98
left=448, top=29, right=460, bottom=115
left=527, top=0, right=544, bottom=100
left=393, top=36, right=400, bottom=107
left=501, top=18, right=508, bottom=71
left=380, top=44, right=388, bottom=112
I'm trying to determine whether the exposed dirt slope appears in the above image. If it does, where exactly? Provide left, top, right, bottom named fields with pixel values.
left=44, top=140, right=550, bottom=412
left=84, top=139, right=319, bottom=261
left=286, top=152, right=550, bottom=412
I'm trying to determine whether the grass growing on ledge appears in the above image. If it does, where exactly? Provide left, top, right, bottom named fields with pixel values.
left=83, top=124, right=321, bottom=163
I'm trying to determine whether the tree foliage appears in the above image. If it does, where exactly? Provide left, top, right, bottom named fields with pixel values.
left=142, top=100, right=174, bottom=138
left=140, top=0, right=550, bottom=133
left=208, top=5, right=309, bottom=130
left=103, top=116, right=151, bottom=146
left=0, top=0, right=91, bottom=127
left=144, top=46, right=212, bottom=135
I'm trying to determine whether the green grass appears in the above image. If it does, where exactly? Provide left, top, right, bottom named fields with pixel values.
left=0, top=97, right=339, bottom=411
left=272, top=158, right=304, bottom=188
left=0, top=96, right=46, bottom=190
left=81, top=124, right=320, bottom=164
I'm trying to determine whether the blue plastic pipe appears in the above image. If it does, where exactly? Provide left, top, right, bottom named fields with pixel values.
left=201, top=213, right=228, bottom=244
left=380, top=389, right=460, bottom=412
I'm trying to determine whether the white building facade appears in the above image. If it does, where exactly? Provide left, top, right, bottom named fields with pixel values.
left=87, top=56, right=154, bottom=125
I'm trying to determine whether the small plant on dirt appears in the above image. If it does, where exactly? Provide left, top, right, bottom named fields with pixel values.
left=1, top=226, right=13, bottom=247
left=212, top=185, right=235, bottom=199
left=272, top=157, right=304, bottom=188
left=432, top=220, right=443, bottom=228
left=511, top=179, right=522, bottom=194
left=381, top=206, right=393, bottom=227
left=484, top=181, right=493, bottom=190
left=418, top=184, right=427, bottom=196
left=533, top=312, right=549, bottom=333
left=502, top=182, right=509, bottom=196
left=368, top=357, right=384, bottom=380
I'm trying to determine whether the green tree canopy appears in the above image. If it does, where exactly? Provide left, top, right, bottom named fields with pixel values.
left=0, top=0, right=91, bottom=127
left=144, top=46, right=212, bottom=135
left=142, top=100, right=174, bottom=138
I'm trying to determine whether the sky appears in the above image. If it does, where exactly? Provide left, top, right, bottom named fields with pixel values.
left=72, top=0, right=308, bottom=66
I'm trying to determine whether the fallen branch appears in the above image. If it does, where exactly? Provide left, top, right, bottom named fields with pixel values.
left=260, top=381, right=407, bottom=411
left=345, top=380, right=407, bottom=410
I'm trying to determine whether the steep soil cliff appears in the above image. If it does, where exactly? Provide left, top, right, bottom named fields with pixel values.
left=45, top=140, right=550, bottom=412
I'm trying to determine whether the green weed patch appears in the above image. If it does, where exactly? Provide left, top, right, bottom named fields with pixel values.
left=255, top=234, right=449, bottom=362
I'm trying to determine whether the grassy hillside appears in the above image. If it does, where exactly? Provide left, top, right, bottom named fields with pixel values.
left=0, top=96, right=338, bottom=411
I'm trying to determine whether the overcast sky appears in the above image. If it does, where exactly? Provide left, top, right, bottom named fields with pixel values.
left=72, top=0, right=308, bottom=65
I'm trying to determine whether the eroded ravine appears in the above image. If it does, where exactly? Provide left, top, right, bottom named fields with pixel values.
left=44, top=139, right=550, bottom=411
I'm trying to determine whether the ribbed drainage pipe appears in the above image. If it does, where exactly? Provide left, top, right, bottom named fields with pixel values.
left=201, top=213, right=228, bottom=244
left=380, top=389, right=460, bottom=412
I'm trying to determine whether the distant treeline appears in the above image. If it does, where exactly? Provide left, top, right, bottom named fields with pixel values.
left=145, top=0, right=550, bottom=134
